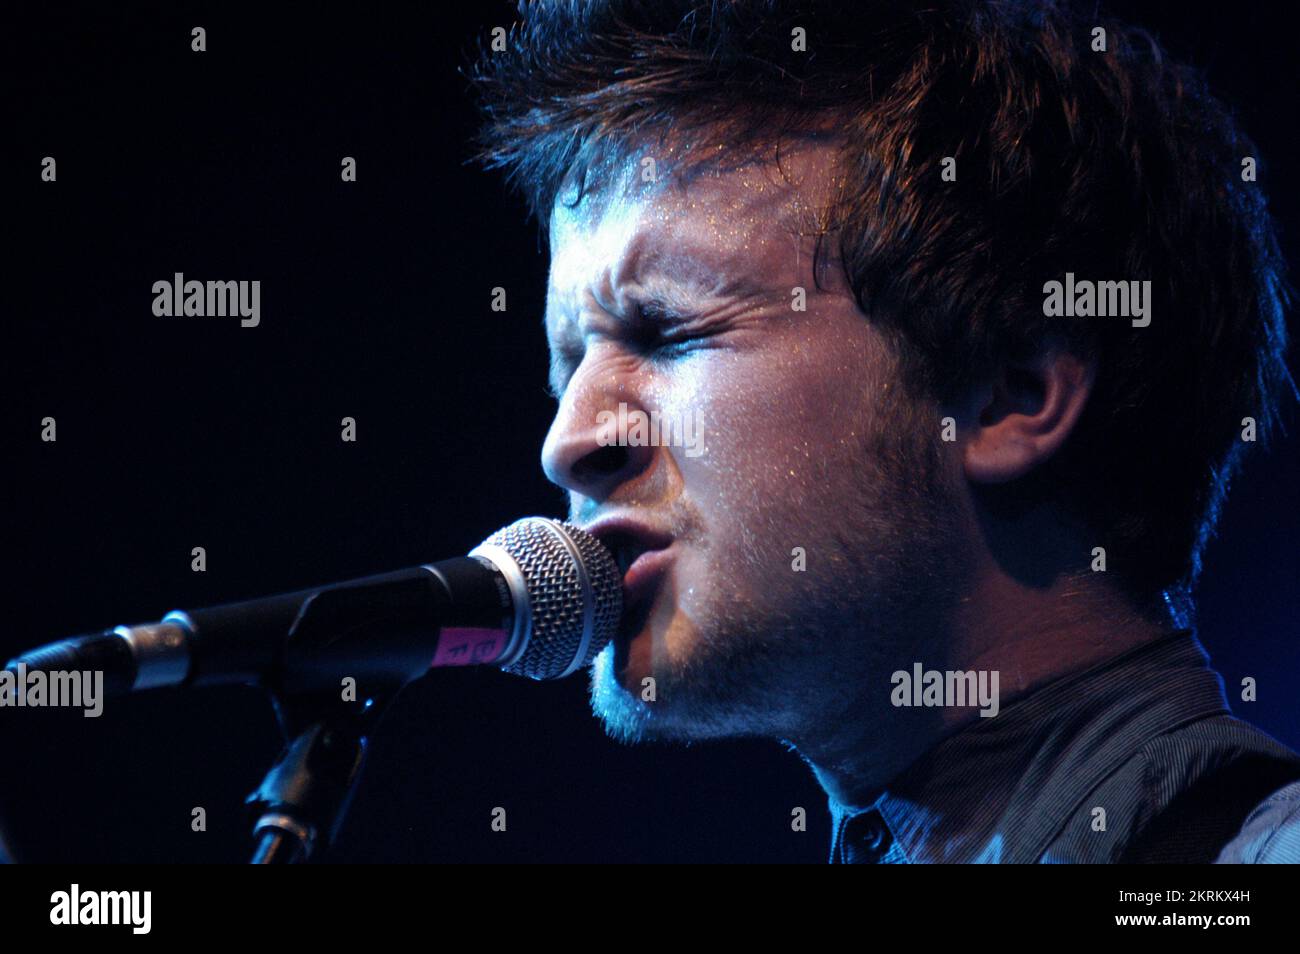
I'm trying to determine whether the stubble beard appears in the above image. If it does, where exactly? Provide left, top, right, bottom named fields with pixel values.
left=588, top=385, right=966, bottom=750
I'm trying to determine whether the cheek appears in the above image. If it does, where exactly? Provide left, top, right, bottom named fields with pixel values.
left=667, top=323, right=875, bottom=489
left=657, top=319, right=880, bottom=579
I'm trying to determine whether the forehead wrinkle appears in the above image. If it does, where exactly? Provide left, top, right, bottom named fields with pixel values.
left=613, top=203, right=800, bottom=317
left=635, top=161, right=833, bottom=305
left=548, top=183, right=646, bottom=326
left=547, top=140, right=841, bottom=337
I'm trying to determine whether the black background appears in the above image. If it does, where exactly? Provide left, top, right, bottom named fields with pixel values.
left=4, top=1, right=1298, bottom=863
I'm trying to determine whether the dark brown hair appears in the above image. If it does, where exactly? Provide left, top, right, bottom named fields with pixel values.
left=467, top=0, right=1293, bottom=601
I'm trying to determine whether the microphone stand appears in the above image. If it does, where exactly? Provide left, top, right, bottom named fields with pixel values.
left=243, top=579, right=436, bottom=863
left=245, top=689, right=394, bottom=864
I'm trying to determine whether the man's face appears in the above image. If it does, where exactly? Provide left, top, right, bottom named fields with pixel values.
left=542, top=140, right=964, bottom=756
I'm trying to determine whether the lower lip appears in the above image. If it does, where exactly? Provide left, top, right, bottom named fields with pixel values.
left=622, top=546, right=674, bottom=608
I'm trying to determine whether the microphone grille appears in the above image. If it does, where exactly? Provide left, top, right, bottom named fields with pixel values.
left=472, top=517, right=622, bottom=680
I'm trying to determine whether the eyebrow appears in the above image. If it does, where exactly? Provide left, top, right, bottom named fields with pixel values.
left=616, top=231, right=763, bottom=305
left=543, top=230, right=776, bottom=397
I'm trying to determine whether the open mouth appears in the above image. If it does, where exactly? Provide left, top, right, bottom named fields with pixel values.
left=601, top=529, right=657, bottom=576
left=584, top=518, right=675, bottom=625
left=586, top=520, right=673, bottom=574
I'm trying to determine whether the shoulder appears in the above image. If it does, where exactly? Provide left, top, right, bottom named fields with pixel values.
left=1216, top=779, right=1300, bottom=864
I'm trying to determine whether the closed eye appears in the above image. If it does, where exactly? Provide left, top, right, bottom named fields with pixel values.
left=548, top=335, right=706, bottom=399
left=633, top=301, right=718, bottom=359
left=547, top=300, right=716, bottom=398
left=646, top=332, right=711, bottom=359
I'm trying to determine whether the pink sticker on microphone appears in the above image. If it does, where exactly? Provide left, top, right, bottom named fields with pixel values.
left=432, top=628, right=509, bottom=667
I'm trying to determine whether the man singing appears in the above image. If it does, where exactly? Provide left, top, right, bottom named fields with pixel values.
left=469, top=0, right=1300, bottom=862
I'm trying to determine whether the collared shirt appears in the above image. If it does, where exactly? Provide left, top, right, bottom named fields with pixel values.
left=829, top=630, right=1300, bottom=863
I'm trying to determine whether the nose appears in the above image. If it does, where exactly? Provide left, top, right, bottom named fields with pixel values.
left=541, top=379, right=656, bottom=502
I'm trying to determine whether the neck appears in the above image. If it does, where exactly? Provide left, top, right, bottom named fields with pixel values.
left=799, top=566, right=1178, bottom=811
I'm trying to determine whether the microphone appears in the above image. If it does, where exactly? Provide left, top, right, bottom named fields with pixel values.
left=5, top=517, right=622, bottom=696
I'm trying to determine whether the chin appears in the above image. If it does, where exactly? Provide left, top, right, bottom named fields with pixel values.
left=588, top=606, right=772, bottom=744
left=612, top=620, right=660, bottom=689
left=615, top=590, right=718, bottom=684
left=589, top=607, right=701, bottom=738
left=589, top=643, right=656, bottom=743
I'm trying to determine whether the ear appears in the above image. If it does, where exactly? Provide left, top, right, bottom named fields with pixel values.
left=962, top=349, right=1096, bottom=484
